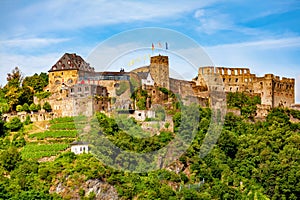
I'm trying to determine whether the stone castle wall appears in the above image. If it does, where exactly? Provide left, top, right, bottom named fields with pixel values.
left=42, top=53, right=295, bottom=122
left=197, top=66, right=295, bottom=108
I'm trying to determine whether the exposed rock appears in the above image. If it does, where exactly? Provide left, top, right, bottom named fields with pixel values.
left=50, top=178, right=119, bottom=200
left=85, top=179, right=119, bottom=200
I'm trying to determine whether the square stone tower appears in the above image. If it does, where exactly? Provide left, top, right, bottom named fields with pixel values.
left=149, top=55, right=170, bottom=90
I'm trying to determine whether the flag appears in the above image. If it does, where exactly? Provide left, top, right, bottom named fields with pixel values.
left=158, top=42, right=162, bottom=48
left=152, top=43, right=155, bottom=51
left=166, top=42, right=168, bottom=50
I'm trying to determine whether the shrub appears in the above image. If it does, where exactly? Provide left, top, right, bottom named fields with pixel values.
left=29, top=103, right=38, bottom=112
left=22, top=103, right=30, bottom=112
left=43, top=102, right=52, bottom=112
left=16, top=105, right=23, bottom=112
left=34, top=91, right=51, bottom=100
left=5, top=117, right=23, bottom=132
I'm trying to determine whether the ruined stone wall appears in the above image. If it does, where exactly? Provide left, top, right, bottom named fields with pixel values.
left=169, top=78, right=208, bottom=106
left=150, top=55, right=169, bottom=90
left=197, top=66, right=295, bottom=108
left=255, top=104, right=271, bottom=119
left=4, top=112, right=56, bottom=123
left=253, top=75, right=273, bottom=107
left=198, top=67, right=256, bottom=94
left=169, top=78, right=194, bottom=98
left=273, top=77, right=295, bottom=107
left=217, top=67, right=256, bottom=94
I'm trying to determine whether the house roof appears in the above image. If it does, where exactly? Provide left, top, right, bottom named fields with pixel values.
left=137, top=72, right=149, bottom=79
left=95, top=71, right=129, bottom=76
left=49, top=53, right=95, bottom=72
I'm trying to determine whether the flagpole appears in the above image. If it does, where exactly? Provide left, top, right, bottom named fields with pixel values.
left=152, top=43, right=154, bottom=55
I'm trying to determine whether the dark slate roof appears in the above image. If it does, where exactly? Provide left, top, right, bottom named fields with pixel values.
left=49, top=53, right=95, bottom=72
left=95, top=71, right=128, bottom=76
left=137, top=72, right=149, bottom=80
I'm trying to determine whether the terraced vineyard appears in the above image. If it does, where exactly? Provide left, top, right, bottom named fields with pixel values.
left=29, top=130, right=78, bottom=139
left=21, top=143, right=69, bottom=159
left=22, top=116, right=88, bottom=160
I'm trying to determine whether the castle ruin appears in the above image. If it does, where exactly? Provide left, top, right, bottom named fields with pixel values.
left=39, top=53, right=295, bottom=118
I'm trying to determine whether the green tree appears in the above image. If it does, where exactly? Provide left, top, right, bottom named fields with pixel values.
left=3, top=67, right=24, bottom=111
left=36, top=104, right=41, bottom=111
left=0, top=102, right=9, bottom=113
left=6, top=67, right=23, bottom=88
left=43, top=102, right=52, bottom=112
left=0, top=112, right=6, bottom=136
left=5, top=86, right=22, bottom=111
left=5, top=117, right=23, bottom=132
left=22, top=73, right=48, bottom=93
left=22, top=103, right=29, bottom=112
left=16, top=105, right=23, bottom=112
left=0, top=147, right=21, bottom=171
left=227, top=92, right=261, bottom=119
left=29, top=103, right=38, bottom=112
left=18, top=86, right=34, bottom=105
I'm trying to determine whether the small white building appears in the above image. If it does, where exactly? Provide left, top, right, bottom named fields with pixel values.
left=132, top=110, right=156, bottom=121
left=141, top=72, right=154, bottom=86
left=70, top=141, right=89, bottom=155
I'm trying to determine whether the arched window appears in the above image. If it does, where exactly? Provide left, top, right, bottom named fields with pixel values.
left=55, top=80, right=61, bottom=85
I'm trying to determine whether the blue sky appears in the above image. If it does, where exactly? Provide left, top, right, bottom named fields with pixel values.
left=0, top=0, right=300, bottom=102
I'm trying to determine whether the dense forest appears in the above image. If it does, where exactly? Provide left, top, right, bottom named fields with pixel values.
left=0, top=68, right=300, bottom=199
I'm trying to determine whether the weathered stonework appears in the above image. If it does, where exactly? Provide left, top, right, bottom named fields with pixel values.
left=43, top=53, right=295, bottom=120
left=46, top=53, right=94, bottom=94
left=149, top=55, right=170, bottom=90
left=197, top=66, right=295, bottom=108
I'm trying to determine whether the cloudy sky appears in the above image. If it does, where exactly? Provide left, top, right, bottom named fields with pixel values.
left=0, top=0, right=300, bottom=102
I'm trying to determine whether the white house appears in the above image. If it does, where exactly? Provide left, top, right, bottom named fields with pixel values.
left=141, top=72, right=154, bottom=86
left=70, top=141, right=89, bottom=154
left=131, top=110, right=156, bottom=121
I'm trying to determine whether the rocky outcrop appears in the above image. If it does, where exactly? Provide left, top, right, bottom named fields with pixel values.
left=50, top=178, right=119, bottom=200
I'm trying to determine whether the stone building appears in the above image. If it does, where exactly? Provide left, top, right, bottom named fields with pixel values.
left=133, top=55, right=170, bottom=89
left=42, top=53, right=110, bottom=117
left=46, top=53, right=95, bottom=94
left=44, top=52, right=295, bottom=119
left=196, top=66, right=295, bottom=108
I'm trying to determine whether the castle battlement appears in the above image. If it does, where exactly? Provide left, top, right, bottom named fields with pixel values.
left=150, top=55, right=169, bottom=65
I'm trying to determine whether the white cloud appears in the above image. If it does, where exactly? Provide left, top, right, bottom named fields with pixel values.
left=0, top=38, right=70, bottom=49
left=7, top=0, right=219, bottom=34
left=0, top=53, right=62, bottom=86
left=194, top=9, right=234, bottom=34
left=209, top=37, right=300, bottom=49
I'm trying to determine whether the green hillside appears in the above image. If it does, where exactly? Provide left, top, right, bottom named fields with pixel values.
left=0, top=107, right=300, bottom=199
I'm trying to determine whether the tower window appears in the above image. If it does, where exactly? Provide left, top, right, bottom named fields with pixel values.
left=55, top=80, right=61, bottom=85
